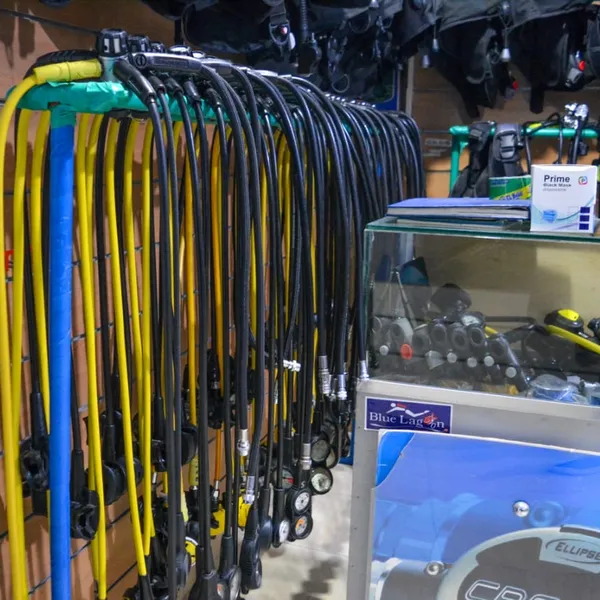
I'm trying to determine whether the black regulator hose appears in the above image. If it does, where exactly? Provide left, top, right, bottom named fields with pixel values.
left=213, top=69, right=266, bottom=594
left=204, top=88, right=238, bottom=585
left=176, top=75, right=223, bottom=596
left=256, top=115, right=278, bottom=552
left=148, top=74, right=186, bottom=596
left=248, top=72, right=315, bottom=480
left=194, top=64, right=252, bottom=460
left=265, top=110, right=289, bottom=549
left=289, top=78, right=349, bottom=398
left=94, top=114, right=128, bottom=509
left=184, top=80, right=221, bottom=585
left=184, top=68, right=251, bottom=600
left=113, top=57, right=174, bottom=600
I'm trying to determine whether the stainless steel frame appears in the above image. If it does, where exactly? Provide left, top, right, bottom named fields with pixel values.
left=347, top=379, right=600, bottom=600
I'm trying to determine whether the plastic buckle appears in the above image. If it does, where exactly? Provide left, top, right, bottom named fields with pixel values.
left=269, top=21, right=290, bottom=48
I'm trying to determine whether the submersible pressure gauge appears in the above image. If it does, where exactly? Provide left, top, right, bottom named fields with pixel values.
left=272, top=465, right=295, bottom=490
left=311, top=419, right=338, bottom=465
left=311, top=436, right=330, bottom=464
left=276, top=518, right=291, bottom=545
left=310, top=466, right=334, bottom=495
left=291, top=513, right=314, bottom=541
left=290, top=488, right=311, bottom=514
left=326, top=447, right=338, bottom=469
left=286, top=481, right=314, bottom=542
left=373, top=526, right=600, bottom=599
left=217, top=567, right=242, bottom=600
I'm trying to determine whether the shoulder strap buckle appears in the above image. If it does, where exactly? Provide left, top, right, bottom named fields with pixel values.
left=268, top=2, right=291, bottom=49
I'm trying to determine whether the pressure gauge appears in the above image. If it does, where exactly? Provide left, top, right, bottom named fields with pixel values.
left=282, top=467, right=295, bottom=490
left=292, top=513, right=314, bottom=540
left=274, top=466, right=295, bottom=490
left=326, top=447, right=338, bottom=469
left=310, top=466, right=334, bottom=495
left=277, top=518, right=291, bottom=545
left=311, top=437, right=330, bottom=464
left=229, top=567, right=242, bottom=600
left=218, top=567, right=242, bottom=599
left=292, top=489, right=311, bottom=514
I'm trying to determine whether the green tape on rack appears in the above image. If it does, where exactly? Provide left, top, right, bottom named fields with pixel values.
left=12, top=80, right=223, bottom=122
left=49, top=105, right=76, bottom=128
left=16, top=81, right=145, bottom=113
left=11, top=80, right=283, bottom=128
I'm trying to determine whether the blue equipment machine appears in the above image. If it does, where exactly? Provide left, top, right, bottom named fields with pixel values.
left=370, top=432, right=600, bottom=600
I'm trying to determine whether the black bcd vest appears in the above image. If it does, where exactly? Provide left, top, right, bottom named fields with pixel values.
left=509, top=3, right=594, bottom=114
left=451, top=122, right=524, bottom=198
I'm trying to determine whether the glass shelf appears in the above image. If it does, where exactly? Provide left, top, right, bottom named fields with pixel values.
left=366, top=216, right=600, bottom=245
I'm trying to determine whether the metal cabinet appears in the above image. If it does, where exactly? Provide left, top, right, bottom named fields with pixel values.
left=349, top=219, right=600, bottom=600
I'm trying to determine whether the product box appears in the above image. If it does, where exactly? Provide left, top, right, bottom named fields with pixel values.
left=489, top=175, right=532, bottom=201
left=530, top=164, right=598, bottom=232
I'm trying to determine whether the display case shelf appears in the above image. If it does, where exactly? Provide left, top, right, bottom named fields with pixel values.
left=367, top=216, right=600, bottom=244
left=364, top=217, right=600, bottom=404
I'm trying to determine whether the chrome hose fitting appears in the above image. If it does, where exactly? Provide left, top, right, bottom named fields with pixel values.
left=300, top=443, right=312, bottom=471
left=244, top=477, right=256, bottom=504
left=359, top=360, right=370, bottom=381
left=336, top=373, right=348, bottom=402
left=237, top=429, right=250, bottom=457
left=318, top=356, right=331, bottom=396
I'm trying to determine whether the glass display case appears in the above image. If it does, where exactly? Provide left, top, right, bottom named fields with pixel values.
left=364, top=217, right=600, bottom=406
left=347, top=219, right=600, bottom=600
